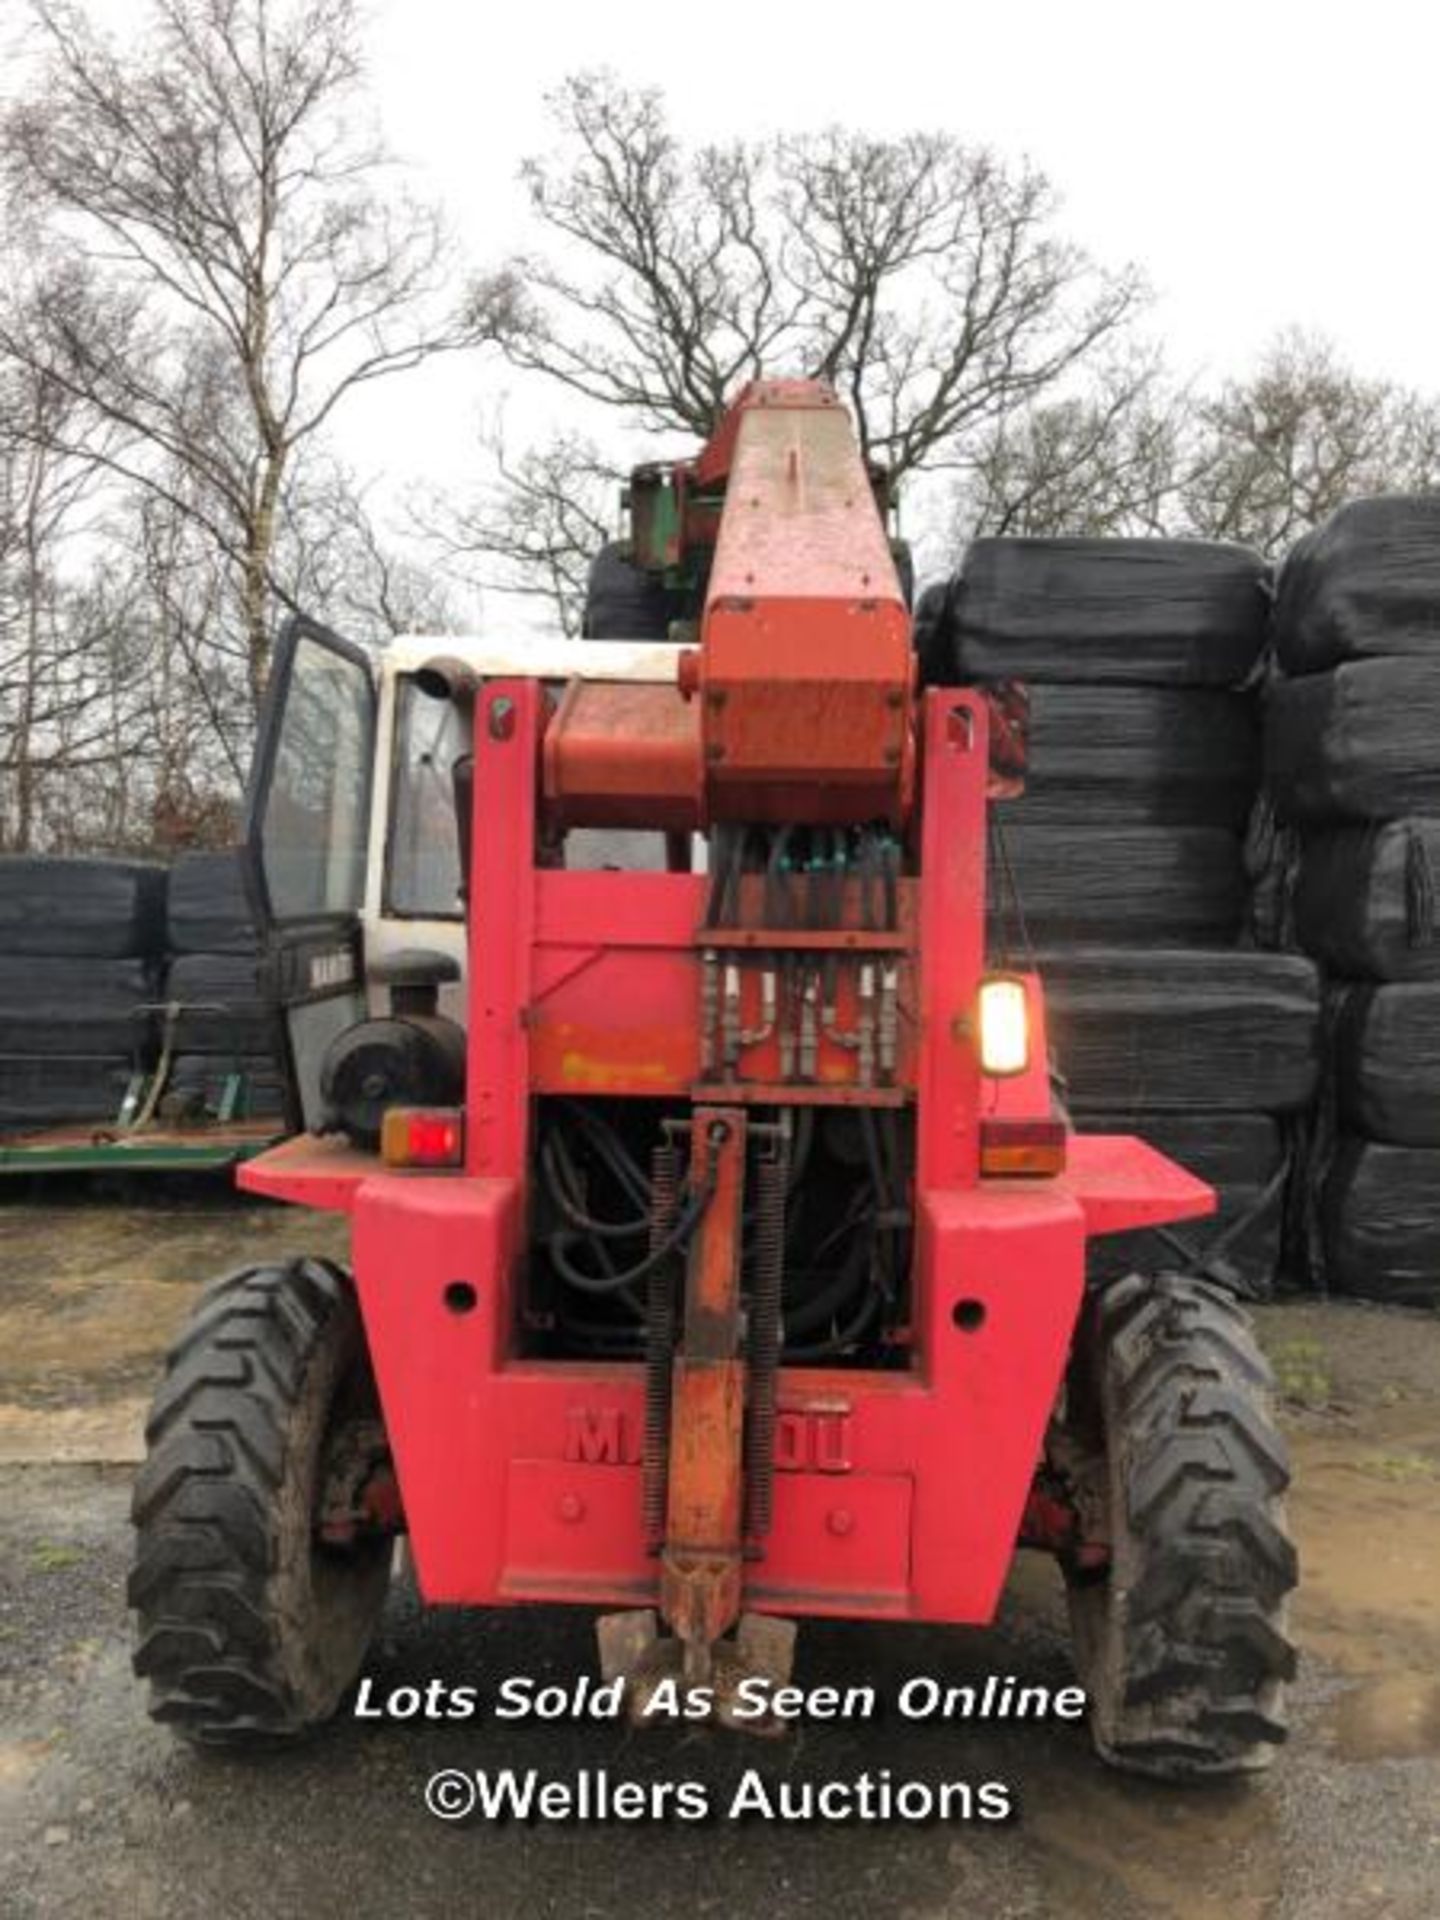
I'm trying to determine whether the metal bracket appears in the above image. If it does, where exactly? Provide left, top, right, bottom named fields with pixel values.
left=596, top=1608, right=797, bottom=1733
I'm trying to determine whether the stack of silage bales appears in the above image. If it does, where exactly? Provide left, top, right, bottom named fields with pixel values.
left=0, top=858, right=165, bottom=1131
left=1268, top=497, right=1440, bottom=1307
left=160, top=850, right=287, bottom=1124
left=919, top=537, right=1323, bottom=1295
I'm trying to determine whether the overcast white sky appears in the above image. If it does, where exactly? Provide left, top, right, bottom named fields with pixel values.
left=360, top=0, right=1440, bottom=389
left=23, top=0, right=1440, bottom=605
left=332, top=0, right=1440, bottom=540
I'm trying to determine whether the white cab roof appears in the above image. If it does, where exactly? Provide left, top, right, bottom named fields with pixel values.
left=382, top=634, right=685, bottom=683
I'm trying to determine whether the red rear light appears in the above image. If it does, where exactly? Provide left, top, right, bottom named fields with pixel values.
left=979, top=1117, right=1067, bottom=1178
left=381, top=1107, right=465, bottom=1169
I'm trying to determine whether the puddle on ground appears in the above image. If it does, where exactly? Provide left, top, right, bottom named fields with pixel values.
left=1325, top=1674, right=1440, bottom=1763
left=1025, top=1769, right=1280, bottom=1919
left=1286, top=1421, right=1440, bottom=1682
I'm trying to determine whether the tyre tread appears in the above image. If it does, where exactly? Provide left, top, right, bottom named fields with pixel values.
left=128, top=1258, right=374, bottom=1747
left=1075, top=1271, right=1298, bottom=1778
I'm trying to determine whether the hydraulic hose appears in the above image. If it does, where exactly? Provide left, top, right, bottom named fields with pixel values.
left=548, top=1166, right=716, bottom=1296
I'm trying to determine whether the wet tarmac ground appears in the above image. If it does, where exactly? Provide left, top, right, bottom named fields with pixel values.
left=2, top=1184, right=1439, bottom=1918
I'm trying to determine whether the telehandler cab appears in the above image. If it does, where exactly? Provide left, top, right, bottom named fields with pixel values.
left=128, top=379, right=1296, bottom=1776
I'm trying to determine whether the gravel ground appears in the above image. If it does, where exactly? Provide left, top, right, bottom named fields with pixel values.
left=2, top=1186, right=1439, bottom=1919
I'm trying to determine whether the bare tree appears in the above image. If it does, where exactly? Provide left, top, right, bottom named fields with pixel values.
left=283, top=459, right=466, bottom=642
left=503, top=73, right=1143, bottom=478
left=0, top=0, right=518, bottom=707
left=1181, top=330, right=1440, bottom=554
left=0, top=357, right=119, bottom=849
left=129, top=480, right=252, bottom=792
left=457, top=73, right=1143, bottom=624
left=425, top=426, right=622, bottom=637
left=945, top=332, right=1440, bottom=559
left=778, top=130, right=1144, bottom=480
left=956, top=353, right=1183, bottom=540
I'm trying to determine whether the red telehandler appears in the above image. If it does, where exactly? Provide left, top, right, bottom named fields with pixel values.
left=128, top=380, right=1296, bottom=1776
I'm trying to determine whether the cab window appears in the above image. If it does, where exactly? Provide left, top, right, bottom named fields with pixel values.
left=385, top=676, right=466, bottom=918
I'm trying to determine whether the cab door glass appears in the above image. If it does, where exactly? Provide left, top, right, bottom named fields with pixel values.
left=261, top=630, right=373, bottom=921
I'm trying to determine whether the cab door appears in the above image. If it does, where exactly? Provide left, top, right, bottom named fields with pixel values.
left=242, top=616, right=376, bottom=1133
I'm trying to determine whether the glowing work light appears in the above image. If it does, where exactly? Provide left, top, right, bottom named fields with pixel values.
left=978, top=975, right=1030, bottom=1077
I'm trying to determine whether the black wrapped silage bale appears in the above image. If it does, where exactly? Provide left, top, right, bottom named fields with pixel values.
left=912, top=579, right=952, bottom=686
left=0, top=956, right=154, bottom=1057
left=0, top=1055, right=135, bottom=1129
left=1274, top=495, right=1440, bottom=676
left=0, top=856, right=165, bottom=959
left=163, top=953, right=271, bottom=1055
left=994, top=824, right=1246, bottom=946
left=1009, top=684, right=1259, bottom=828
left=1322, top=1138, right=1440, bottom=1307
left=1266, top=657, right=1440, bottom=824
left=1333, top=982, right=1440, bottom=1147
left=947, top=537, right=1270, bottom=687
left=165, top=849, right=258, bottom=955
left=1293, top=820, right=1440, bottom=981
left=1040, top=948, right=1321, bottom=1115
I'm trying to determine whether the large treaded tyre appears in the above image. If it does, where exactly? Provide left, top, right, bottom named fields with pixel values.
left=583, top=541, right=689, bottom=641
left=129, top=1259, right=392, bottom=1747
left=1065, top=1272, right=1297, bottom=1778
